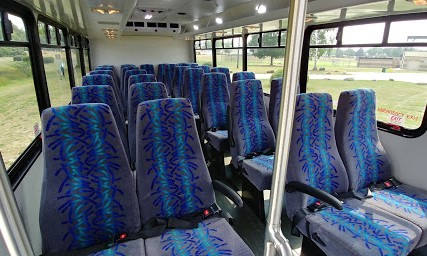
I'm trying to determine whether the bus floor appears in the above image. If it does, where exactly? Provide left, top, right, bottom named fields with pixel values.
left=213, top=161, right=302, bottom=256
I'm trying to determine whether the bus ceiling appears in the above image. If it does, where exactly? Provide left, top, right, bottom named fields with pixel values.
left=14, top=0, right=427, bottom=40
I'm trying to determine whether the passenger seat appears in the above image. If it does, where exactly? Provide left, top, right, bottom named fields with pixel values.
left=232, top=71, right=255, bottom=82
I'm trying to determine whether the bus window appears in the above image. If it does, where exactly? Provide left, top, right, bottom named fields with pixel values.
left=71, top=49, right=82, bottom=86
left=389, top=20, right=427, bottom=43
left=42, top=48, right=70, bottom=106
left=48, top=25, right=57, bottom=45
left=0, top=15, right=3, bottom=41
left=195, top=40, right=212, bottom=68
left=58, top=29, right=65, bottom=46
left=38, top=22, right=47, bottom=44
left=84, top=49, right=90, bottom=74
left=342, top=23, right=385, bottom=45
left=280, top=31, right=286, bottom=46
left=9, top=14, right=27, bottom=42
left=216, top=36, right=243, bottom=73
left=307, top=22, right=427, bottom=130
left=0, top=46, right=40, bottom=169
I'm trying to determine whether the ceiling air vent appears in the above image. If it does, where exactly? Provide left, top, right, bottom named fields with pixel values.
left=123, top=21, right=181, bottom=35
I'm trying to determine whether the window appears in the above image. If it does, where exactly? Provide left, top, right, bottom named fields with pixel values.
left=280, top=31, right=287, bottom=46
left=247, top=34, right=260, bottom=47
left=216, top=36, right=243, bottom=73
left=262, top=31, right=279, bottom=47
left=9, top=14, right=27, bottom=42
left=42, top=48, right=70, bottom=106
left=305, top=19, right=427, bottom=133
left=71, top=49, right=82, bottom=86
left=38, top=22, right=47, bottom=44
left=0, top=42, right=40, bottom=169
left=389, top=20, right=427, bottom=43
left=0, top=15, right=3, bottom=41
left=84, top=49, right=90, bottom=74
left=195, top=40, right=212, bottom=68
left=59, top=29, right=65, bottom=46
left=48, top=25, right=57, bottom=45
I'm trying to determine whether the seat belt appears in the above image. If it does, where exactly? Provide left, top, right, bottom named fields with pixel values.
left=291, top=201, right=329, bottom=237
left=40, top=203, right=228, bottom=256
left=369, top=177, right=401, bottom=192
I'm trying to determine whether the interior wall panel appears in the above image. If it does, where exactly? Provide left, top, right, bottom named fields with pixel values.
left=90, top=36, right=194, bottom=70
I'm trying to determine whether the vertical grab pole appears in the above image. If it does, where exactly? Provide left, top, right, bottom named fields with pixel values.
left=264, top=0, right=308, bottom=255
left=0, top=153, right=34, bottom=256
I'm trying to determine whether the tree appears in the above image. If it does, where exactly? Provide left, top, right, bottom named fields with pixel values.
left=249, top=32, right=284, bottom=66
left=355, top=48, right=365, bottom=57
left=310, top=29, right=335, bottom=70
left=11, top=24, right=27, bottom=41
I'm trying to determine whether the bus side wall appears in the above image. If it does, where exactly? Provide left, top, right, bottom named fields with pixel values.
left=379, top=130, right=427, bottom=190
left=90, top=36, right=194, bottom=70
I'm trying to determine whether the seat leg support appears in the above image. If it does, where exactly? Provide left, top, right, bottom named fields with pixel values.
left=301, top=236, right=326, bottom=256
left=209, top=146, right=226, bottom=180
left=242, top=176, right=266, bottom=221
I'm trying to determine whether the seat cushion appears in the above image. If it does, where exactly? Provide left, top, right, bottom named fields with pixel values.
left=206, top=130, right=229, bottom=151
left=303, top=198, right=421, bottom=256
left=363, top=184, right=427, bottom=248
left=144, top=217, right=253, bottom=256
left=90, top=239, right=145, bottom=256
left=242, top=155, right=274, bottom=191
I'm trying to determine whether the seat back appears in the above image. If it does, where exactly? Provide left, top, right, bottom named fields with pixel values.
left=123, top=69, right=148, bottom=112
left=199, top=65, right=211, bottom=73
left=177, top=63, right=190, bottom=66
left=211, top=67, right=231, bottom=86
left=189, top=63, right=199, bottom=68
left=200, top=72, right=229, bottom=132
left=90, top=70, right=114, bottom=77
left=82, top=74, right=123, bottom=114
left=157, top=63, right=167, bottom=83
left=172, top=66, right=188, bottom=97
left=183, top=68, right=204, bottom=114
left=120, top=66, right=138, bottom=90
left=128, top=82, right=168, bottom=166
left=335, top=89, right=391, bottom=192
left=136, top=98, right=215, bottom=223
left=269, top=78, right=282, bottom=135
left=232, top=71, right=255, bottom=82
left=139, top=64, right=155, bottom=75
left=72, top=85, right=129, bottom=160
left=229, top=79, right=275, bottom=167
left=286, top=93, right=349, bottom=219
left=40, top=103, right=140, bottom=253
left=129, top=74, right=157, bottom=87
left=163, top=64, right=176, bottom=95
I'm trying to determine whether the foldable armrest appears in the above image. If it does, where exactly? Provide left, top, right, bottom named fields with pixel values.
left=212, top=180, right=243, bottom=207
left=286, top=181, right=343, bottom=210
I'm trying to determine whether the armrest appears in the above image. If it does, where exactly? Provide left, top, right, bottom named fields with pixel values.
left=286, top=181, right=343, bottom=210
left=212, top=180, right=243, bottom=208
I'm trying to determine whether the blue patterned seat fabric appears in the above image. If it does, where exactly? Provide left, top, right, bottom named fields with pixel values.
left=199, top=65, right=211, bottom=73
left=163, top=64, right=176, bottom=96
left=140, top=64, right=155, bottom=75
left=183, top=68, right=204, bottom=115
left=335, top=89, right=427, bottom=247
left=129, top=74, right=157, bottom=88
left=171, top=66, right=188, bottom=98
left=71, top=85, right=130, bottom=161
left=128, top=82, right=168, bottom=167
left=232, top=71, right=255, bottom=82
left=200, top=73, right=230, bottom=151
left=40, top=103, right=141, bottom=254
left=122, top=69, right=148, bottom=115
left=90, top=70, right=119, bottom=91
left=268, top=78, right=282, bottom=135
left=189, top=63, right=199, bottom=68
left=157, top=64, right=167, bottom=83
left=82, top=74, right=123, bottom=113
left=95, top=65, right=114, bottom=71
left=120, top=66, right=138, bottom=92
left=176, top=63, right=190, bottom=66
left=136, top=98, right=253, bottom=256
left=285, top=93, right=422, bottom=255
left=229, top=79, right=276, bottom=190
left=211, top=67, right=231, bottom=87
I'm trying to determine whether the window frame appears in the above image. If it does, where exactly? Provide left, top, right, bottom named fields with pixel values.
left=300, top=12, right=427, bottom=138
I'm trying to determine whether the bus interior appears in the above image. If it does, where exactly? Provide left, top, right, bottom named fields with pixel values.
left=0, top=0, right=426, bottom=255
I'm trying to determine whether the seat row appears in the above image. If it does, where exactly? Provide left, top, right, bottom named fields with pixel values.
left=40, top=99, right=254, bottom=255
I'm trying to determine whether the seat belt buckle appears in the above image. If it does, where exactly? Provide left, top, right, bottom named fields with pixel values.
left=202, top=203, right=221, bottom=219
left=307, top=201, right=325, bottom=212
left=383, top=180, right=393, bottom=188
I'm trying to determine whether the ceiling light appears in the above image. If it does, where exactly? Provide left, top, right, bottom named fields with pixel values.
left=91, top=8, right=120, bottom=15
left=193, top=25, right=199, bottom=30
left=144, top=14, right=153, bottom=19
left=256, top=4, right=267, bottom=14
left=215, top=18, right=223, bottom=24
left=406, top=0, right=427, bottom=5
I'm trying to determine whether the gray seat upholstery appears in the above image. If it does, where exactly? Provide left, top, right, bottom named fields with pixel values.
left=286, top=93, right=422, bottom=255
left=229, top=79, right=275, bottom=176
left=140, top=64, right=155, bottom=75
left=40, top=103, right=141, bottom=254
left=136, top=98, right=253, bottom=256
left=199, top=65, right=211, bottom=73
left=200, top=73, right=230, bottom=151
left=335, top=88, right=427, bottom=247
left=268, top=78, right=282, bottom=135
left=123, top=69, right=148, bottom=113
left=71, top=85, right=130, bottom=161
left=242, top=155, right=274, bottom=191
left=211, top=67, right=231, bottom=87
left=171, top=66, right=188, bottom=97
left=157, top=64, right=167, bottom=84
left=129, top=74, right=157, bottom=88
left=163, top=64, right=176, bottom=96
left=232, top=71, right=255, bottom=82
left=183, top=68, right=204, bottom=115
left=128, top=82, right=168, bottom=168
left=89, top=239, right=145, bottom=256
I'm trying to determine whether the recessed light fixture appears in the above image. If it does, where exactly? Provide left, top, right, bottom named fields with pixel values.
left=215, top=18, right=223, bottom=24
left=256, top=4, right=267, bottom=14
left=406, top=0, right=427, bottom=5
left=91, top=4, right=121, bottom=15
left=193, top=25, right=199, bottom=30
left=144, top=14, right=153, bottom=19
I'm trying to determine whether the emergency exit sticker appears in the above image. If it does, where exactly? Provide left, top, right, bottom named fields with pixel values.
left=388, top=114, right=406, bottom=126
